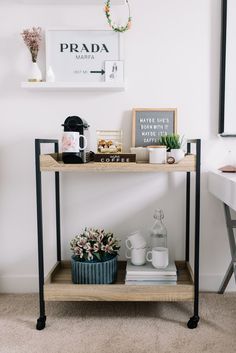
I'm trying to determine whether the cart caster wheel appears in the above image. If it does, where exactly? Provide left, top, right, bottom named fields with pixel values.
left=36, top=316, right=46, bottom=330
left=187, top=315, right=199, bottom=329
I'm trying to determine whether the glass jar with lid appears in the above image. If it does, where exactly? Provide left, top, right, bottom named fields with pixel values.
left=97, top=130, right=123, bottom=154
left=150, top=209, right=167, bottom=248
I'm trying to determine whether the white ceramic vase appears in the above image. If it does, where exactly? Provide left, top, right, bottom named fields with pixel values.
left=169, top=149, right=185, bottom=163
left=46, top=66, right=55, bottom=82
left=28, top=62, right=42, bottom=82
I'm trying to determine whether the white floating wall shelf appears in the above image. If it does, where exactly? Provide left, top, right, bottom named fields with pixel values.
left=21, top=81, right=126, bottom=92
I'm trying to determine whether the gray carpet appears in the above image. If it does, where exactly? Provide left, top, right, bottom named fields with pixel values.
left=0, top=293, right=236, bottom=353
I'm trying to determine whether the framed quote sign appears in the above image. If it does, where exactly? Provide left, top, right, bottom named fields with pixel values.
left=132, top=108, right=177, bottom=147
left=46, top=29, right=123, bottom=82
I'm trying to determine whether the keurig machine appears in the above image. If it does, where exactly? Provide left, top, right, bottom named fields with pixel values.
left=62, top=116, right=90, bottom=164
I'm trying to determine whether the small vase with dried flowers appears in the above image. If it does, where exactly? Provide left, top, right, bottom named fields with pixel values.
left=21, top=27, right=42, bottom=82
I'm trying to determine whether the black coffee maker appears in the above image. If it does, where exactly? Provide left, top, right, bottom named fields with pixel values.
left=62, top=116, right=90, bottom=164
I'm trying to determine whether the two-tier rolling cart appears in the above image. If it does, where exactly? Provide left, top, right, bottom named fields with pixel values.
left=34, top=138, right=201, bottom=330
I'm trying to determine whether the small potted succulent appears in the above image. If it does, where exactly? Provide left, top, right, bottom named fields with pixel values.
left=159, top=134, right=185, bottom=163
left=70, top=228, right=120, bottom=284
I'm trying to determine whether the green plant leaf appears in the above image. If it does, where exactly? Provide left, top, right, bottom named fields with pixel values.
left=93, top=252, right=101, bottom=261
left=158, top=133, right=182, bottom=150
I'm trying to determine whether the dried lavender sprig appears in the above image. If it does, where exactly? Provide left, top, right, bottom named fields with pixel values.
left=21, top=27, right=42, bottom=63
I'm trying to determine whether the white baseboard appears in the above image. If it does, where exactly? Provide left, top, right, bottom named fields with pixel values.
left=200, top=274, right=236, bottom=292
left=0, top=274, right=235, bottom=293
left=0, top=275, right=38, bottom=293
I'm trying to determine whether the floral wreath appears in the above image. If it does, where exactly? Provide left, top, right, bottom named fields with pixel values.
left=104, top=0, right=132, bottom=33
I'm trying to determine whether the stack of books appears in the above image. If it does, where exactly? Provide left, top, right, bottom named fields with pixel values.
left=125, top=261, right=177, bottom=285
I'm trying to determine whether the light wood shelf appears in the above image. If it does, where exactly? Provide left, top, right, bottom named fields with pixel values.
left=40, top=153, right=196, bottom=173
left=21, top=81, right=126, bottom=92
left=16, top=0, right=125, bottom=4
left=44, top=261, right=194, bottom=302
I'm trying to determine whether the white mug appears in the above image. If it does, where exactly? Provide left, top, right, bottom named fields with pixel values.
left=126, top=248, right=146, bottom=266
left=146, top=247, right=169, bottom=269
left=125, top=231, right=147, bottom=250
left=62, top=132, right=87, bottom=153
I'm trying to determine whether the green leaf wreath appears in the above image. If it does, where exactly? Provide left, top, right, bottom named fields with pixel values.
left=104, top=0, right=132, bottom=33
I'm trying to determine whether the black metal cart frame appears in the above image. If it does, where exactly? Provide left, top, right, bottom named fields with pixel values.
left=34, top=138, right=201, bottom=330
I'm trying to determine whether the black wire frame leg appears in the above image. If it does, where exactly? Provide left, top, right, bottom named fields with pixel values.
left=218, top=203, right=236, bottom=294
left=186, top=139, right=201, bottom=329
left=35, top=139, right=61, bottom=330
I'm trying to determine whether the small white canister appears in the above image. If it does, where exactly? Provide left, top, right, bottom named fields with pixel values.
left=130, top=147, right=149, bottom=163
left=148, top=146, right=167, bottom=164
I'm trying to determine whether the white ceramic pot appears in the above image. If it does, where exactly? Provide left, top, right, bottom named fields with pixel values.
left=148, top=146, right=167, bottom=164
left=28, top=62, right=42, bottom=82
left=169, top=149, right=185, bottom=163
left=130, top=147, right=149, bottom=163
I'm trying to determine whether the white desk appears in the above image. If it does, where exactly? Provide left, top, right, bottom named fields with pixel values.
left=208, top=171, right=236, bottom=293
left=208, top=171, right=236, bottom=212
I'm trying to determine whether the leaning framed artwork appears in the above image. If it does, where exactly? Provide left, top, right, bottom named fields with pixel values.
left=132, top=108, right=177, bottom=147
left=45, top=29, right=123, bottom=82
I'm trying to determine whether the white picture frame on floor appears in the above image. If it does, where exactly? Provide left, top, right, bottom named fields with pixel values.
left=46, top=28, right=123, bottom=83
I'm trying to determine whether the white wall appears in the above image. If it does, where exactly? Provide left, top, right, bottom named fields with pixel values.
left=1, top=0, right=236, bottom=292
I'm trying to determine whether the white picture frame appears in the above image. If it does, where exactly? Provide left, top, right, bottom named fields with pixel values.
left=45, top=28, right=123, bottom=83
left=105, top=60, right=124, bottom=83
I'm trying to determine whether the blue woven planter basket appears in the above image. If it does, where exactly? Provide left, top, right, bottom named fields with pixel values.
left=71, top=255, right=118, bottom=284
